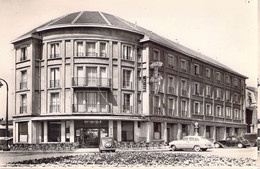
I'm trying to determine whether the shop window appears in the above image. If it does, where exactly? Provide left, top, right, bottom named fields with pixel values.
left=65, top=121, right=70, bottom=142
left=18, top=122, right=28, bottom=142
left=48, top=121, right=61, bottom=142
left=121, top=121, right=134, bottom=141
left=154, top=122, right=161, bottom=139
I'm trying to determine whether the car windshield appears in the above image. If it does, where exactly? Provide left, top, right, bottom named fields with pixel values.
left=101, top=137, right=113, bottom=143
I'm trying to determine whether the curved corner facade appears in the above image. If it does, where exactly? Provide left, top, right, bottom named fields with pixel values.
left=12, top=11, right=247, bottom=147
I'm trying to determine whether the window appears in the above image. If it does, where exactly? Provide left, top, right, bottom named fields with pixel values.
left=86, top=67, right=97, bottom=86
left=20, top=94, right=27, bottom=114
left=234, top=109, right=240, bottom=119
left=86, top=42, right=96, bottom=56
left=122, top=45, right=132, bottom=60
left=76, top=41, right=84, bottom=56
left=181, top=59, right=187, bottom=72
left=48, top=121, right=61, bottom=142
left=181, top=100, right=187, bottom=117
left=100, top=42, right=107, bottom=57
left=153, top=50, right=160, bottom=61
left=154, top=122, right=161, bottom=139
left=194, top=83, right=200, bottom=95
left=225, top=75, right=230, bottom=84
left=123, top=93, right=131, bottom=113
left=194, top=102, right=200, bottom=114
left=216, top=72, right=221, bottom=82
left=206, top=104, right=212, bottom=116
left=50, top=43, right=60, bottom=58
left=122, top=121, right=134, bottom=141
left=181, top=79, right=187, bottom=96
left=18, top=122, right=28, bottom=142
left=65, top=121, right=70, bottom=142
left=206, top=85, right=211, bottom=97
left=168, top=98, right=176, bottom=116
left=20, top=47, right=27, bottom=61
left=194, top=64, right=199, bottom=75
left=226, top=91, right=230, bottom=101
left=241, top=80, right=245, bottom=90
left=74, top=92, right=108, bottom=113
left=123, top=69, right=132, bottom=88
left=216, top=89, right=221, bottom=99
left=226, top=107, right=231, bottom=118
left=112, top=42, right=118, bottom=58
left=168, top=76, right=175, bottom=94
left=234, top=78, right=238, bottom=87
left=168, top=54, right=175, bottom=68
left=234, top=93, right=239, bottom=103
left=50, top=68, right=60, bottom=88
left=50, top=93, right=60, bottom=113
left=206, top=68, right=211, bottom=78
left=216, top=105, right=222, bottom=117
left=153, top=95, right=161, bottom=115
left=20, top=70, right=27, bottom=90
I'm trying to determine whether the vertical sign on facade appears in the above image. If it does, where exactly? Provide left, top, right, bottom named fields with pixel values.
left=150, top=61, right=163, bottom=95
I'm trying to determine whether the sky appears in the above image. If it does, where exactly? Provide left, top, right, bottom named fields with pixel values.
left=0, top=0, right=258, bottom=119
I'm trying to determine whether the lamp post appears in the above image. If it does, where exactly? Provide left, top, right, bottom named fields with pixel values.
left=0, top=78, right=10, bottom=151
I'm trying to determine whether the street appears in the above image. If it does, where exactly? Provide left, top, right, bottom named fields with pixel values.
left=0, top=147, right=257, bottom=165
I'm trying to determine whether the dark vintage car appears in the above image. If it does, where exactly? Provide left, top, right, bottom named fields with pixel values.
left=214, top=136, right=250, bottom=148
left=99, top=137, right=116, bottom=153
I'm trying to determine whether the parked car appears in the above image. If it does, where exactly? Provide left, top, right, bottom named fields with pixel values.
left=214, top=136, right=250, bottom=148
left=242, top=133, right=257, bottom=147
left=99, top=137, right=116, bottom=153
left=169, top=136, right=213, bottom=152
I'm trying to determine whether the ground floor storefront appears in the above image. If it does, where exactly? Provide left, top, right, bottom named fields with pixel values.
left=12, top=116, right=247, bottom=147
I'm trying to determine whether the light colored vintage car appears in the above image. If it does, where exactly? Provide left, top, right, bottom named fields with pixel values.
left=169, top=136, right=213, bottom=152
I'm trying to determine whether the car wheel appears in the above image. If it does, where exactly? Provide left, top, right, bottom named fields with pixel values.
left=237, top=143, right=243, bottom=148
left=202, top=148, right=207, bottom=151
left=193, top=145, right=201, bottom=152
left=214, top=143, right=221, bottom=148
left=170, top=145, right=177, bottom=151
left=100, top=150, right=103, bottom=153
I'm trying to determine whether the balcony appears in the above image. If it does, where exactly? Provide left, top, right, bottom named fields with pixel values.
left=122, top=105, right=132, bottom=113
left=153, top=107, right=162, bottom=115
left=72, top=77, right=111, bottom=88
left=50, top=105, right=60, bottom=113
left=76, top=52, right=107, bottom=58
left=20, top=82, right=27, bottom=90
left=123, top=81, right=133, bottom=89
left=50, top=80, right=60, bottom=88
left=20, top=106, right=27, bottom=114
left=73, top=104, right=110, bottom=113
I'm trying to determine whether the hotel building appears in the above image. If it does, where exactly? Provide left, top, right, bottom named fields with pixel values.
left=12, top=11, right=247, bottom=147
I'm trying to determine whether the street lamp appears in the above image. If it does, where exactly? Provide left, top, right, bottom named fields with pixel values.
left=0, top=78, right=10, bottom=151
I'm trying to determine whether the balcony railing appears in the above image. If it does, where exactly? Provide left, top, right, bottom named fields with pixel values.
left=181, top=110, right=187, bottom=117
left=50, top=105, right=60, bottom=113
left=72, top=77, right=111, bottom=87
left=73, top=104, right=110, bottom=113
left=122, top=56, right=133, bottom=61
left=50, top=54, right=60, bottom=59
left=167, top=109, right=176, bottom=116
left=122, top=105, right=132, bottom=113
left=20, top=82, right=27, bottom=90
left=50, top=80, right=60, bottom=88
left=20, top=106, right=27, bottom=114
left=123, top=81, right=133, bottom=89
left=153, top=107, right=162, bottom=115
left=76, top=52, right=107, bottom=58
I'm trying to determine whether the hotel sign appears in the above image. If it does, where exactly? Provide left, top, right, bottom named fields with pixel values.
left=150, top=61, right=163, bottom=95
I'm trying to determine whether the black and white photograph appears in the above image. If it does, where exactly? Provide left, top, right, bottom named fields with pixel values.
left=0, top=0, right=258, bottom=168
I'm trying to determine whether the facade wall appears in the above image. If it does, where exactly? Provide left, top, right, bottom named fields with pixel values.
left=12, top=24, right=247, bottom=146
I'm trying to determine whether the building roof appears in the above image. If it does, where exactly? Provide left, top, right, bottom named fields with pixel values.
left=12, top=11, right=247, bottom=78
